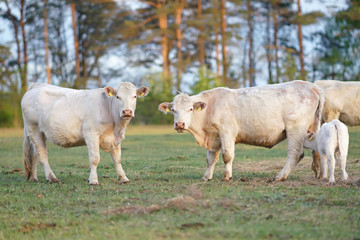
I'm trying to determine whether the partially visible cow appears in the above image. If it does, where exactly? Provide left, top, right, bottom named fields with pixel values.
left=21, top=82, right=149, bottom=185
left=304, top=119, right=349, bottom=183
left=159, top=81, right=324, bottom=181
left=312, top=80, right=360, bottom=178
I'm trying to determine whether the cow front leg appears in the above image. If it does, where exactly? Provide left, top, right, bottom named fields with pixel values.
left=111, top=145, right=129, bottom=184
left=86, top=137, right=101, bottom=185
left=202, top=150, right=220, bottom=182
left=320, top=153, right=328, bottom=180
left=221, top=139, right=235, bottom=182
left=276, top=135, right=303, bottom=181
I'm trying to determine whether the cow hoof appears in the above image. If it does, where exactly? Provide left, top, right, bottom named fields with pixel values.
left=89, top=180, right=99, bottom=185
left=327, top=182, right=335, bottom=186
left=201, top=176, right=211, bottom=182
left=222, top=176, right=232, bottom=182
left=29, top=177, right=38, bottom=182
left=47, top=173, right=59, bottom=183
left=119, top=179, right=130, bottom=184
left=274, top=176, right=287, bottom=182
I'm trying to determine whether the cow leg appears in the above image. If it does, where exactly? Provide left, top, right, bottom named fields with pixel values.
left=320, top=153, right=328, bottom=180
left=311, top=151, right=321, bottom=179
left=221, top=139, right=235, bottom=182
left=276, top=133, right=304, bottom=181
left=29, top=132, right=58, bottom=183
left=86, top=137, right=101, bottom=185
left=337, top=152, right=348, bottom=181
left=111, top=145, right=129, bottom=184
left=202, top=150, right=220, bottom=182
left=327, top=153, right=336, bottom=183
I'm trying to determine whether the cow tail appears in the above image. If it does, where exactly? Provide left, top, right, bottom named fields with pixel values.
left=313, top=85, right=325, bottom=133
left=335, top=122, right=348, bottom=161
left=23, top=129, right=37, bottom=181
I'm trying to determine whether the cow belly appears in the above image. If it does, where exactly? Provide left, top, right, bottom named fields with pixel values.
left=236, top=130, right=286, bottom=148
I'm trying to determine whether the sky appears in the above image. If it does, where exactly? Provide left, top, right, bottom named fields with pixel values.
left=0, top=0, right=349, bottom=89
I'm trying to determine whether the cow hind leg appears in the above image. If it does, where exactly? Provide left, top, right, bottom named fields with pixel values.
left=29, top=131, right=58, bottom=183
left=327, top=153, right=336, bottom=184
left=111, top=145, right=129, bottom=184
left=202, top=150, right=220, bottom=182
left=23, top=133, right=38, bottom=182
left=336, top=150, right=348, bottom=181
left=276, top=134, right=304, bottom=181
left=320, top=153, right=328, bottom=180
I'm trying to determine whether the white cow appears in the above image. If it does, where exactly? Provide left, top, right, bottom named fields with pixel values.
left=159, top=81, right=324, bottom=181
left=304, top=119, right=349, bottom=183
left=312, top=80, right=360, bottom=178
left=21, top=82, right=149, bottom=185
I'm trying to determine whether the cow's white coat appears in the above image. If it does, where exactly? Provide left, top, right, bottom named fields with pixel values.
left=159, top=81, right=324, bottom=181
left=304, top=119, right=349, bottom=183
left=21, top=82, right=148, bottom=184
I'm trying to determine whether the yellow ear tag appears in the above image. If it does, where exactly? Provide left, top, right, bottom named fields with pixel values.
left=309, top=134, right=313, bottom=141
left=140, top=92, right=145, bottom=97
left=166, top=108, right=170, bottom=112
left=108, top=92, right=113, bottom=97
left=196, top=107, right=202, bottom=112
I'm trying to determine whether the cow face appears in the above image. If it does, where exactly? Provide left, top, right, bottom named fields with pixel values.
left=159, top=93, right=206, bottom=133
left=105, top=82, right=149, bottom=119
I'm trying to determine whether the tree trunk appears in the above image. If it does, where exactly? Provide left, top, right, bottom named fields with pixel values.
left=213, top=0, right=220, bottom=81
left=43, top=0, right=51, bottom=84
left=158, top=0, right=171, bottom=93
left=247, top=0, right=254, bottom=87
left=175, top=0, right=184, bottom=92
left=20, top=0, right=28, bottom=97
left=198, top=0, right=205, bottom=67
left=265, top=2, right=273, bottom=84
left=220, top=0, right=227, bottom=86
left=71, top=1, right=81, bottom=85
left=272, top=0, right=280, bottom=83
left=297, top=0, right=306, bottom=80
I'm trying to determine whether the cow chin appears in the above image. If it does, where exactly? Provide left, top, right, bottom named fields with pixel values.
left=175, top=128, right=186, bottom=133
left=121, top=115, right=133, bottom=119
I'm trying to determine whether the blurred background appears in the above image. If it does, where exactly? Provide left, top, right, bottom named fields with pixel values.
left=0, top=0, right=359, bottom=127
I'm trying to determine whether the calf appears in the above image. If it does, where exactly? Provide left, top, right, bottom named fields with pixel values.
left=304, top=119, right=349, bottom=183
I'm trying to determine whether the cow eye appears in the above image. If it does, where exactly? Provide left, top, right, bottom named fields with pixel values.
left=190, top=108, right=193, bottom=112
left=116, top=96, right=121, bottom=100
left=134, top=96, right=137, bottom=99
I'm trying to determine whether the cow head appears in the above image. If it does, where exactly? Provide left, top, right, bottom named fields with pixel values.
left=158, top=93, right=206, bottom=133
left=105, top=82, right=149, bottom=119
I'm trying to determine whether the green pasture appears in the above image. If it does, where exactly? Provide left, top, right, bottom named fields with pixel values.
left=0, top=126, right=359, bottom=240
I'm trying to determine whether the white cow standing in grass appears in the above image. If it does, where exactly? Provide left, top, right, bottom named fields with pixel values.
left=159, top=81, right=324, bottom=181
left=304, top=119, right=349, bottom=184
left=21, top=82, right=149, bottom=185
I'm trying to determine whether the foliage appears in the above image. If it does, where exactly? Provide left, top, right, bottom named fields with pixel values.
left=0, top=126, right=359, bottom=239
left=191, top=66, right=221, bottom=94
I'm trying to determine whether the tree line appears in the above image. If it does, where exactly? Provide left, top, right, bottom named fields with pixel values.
left=1, top=0, right=360, bottom=127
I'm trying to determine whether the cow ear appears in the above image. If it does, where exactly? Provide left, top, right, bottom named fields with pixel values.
left=104, top=86, right=117, bottom=97
left=158, top=102, right=173, bottom=114
left=193, top=102, right=206, bottom=112
left=137, top=86, right=149, bottom=97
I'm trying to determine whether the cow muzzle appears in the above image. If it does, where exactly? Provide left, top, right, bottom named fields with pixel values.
left=175, top=122, right=186, bottom=133
left=121, top=110, right=133, bottom=118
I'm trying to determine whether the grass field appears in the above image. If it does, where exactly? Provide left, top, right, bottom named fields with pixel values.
left=0, top=125, right=359, bottom=240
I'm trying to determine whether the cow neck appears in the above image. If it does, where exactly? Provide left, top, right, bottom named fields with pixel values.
left=109, top=97, right=131, bottom=140
left=187, top=95, right=208, bottom=147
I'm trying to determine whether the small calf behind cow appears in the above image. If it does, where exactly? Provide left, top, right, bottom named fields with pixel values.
left=303, top=119, right=349, bottom=183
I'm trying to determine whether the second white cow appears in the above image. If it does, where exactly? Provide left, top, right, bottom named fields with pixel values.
left=159, top=81, right=324, bottom=181
left=304, top=119, right=349, bottom=183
